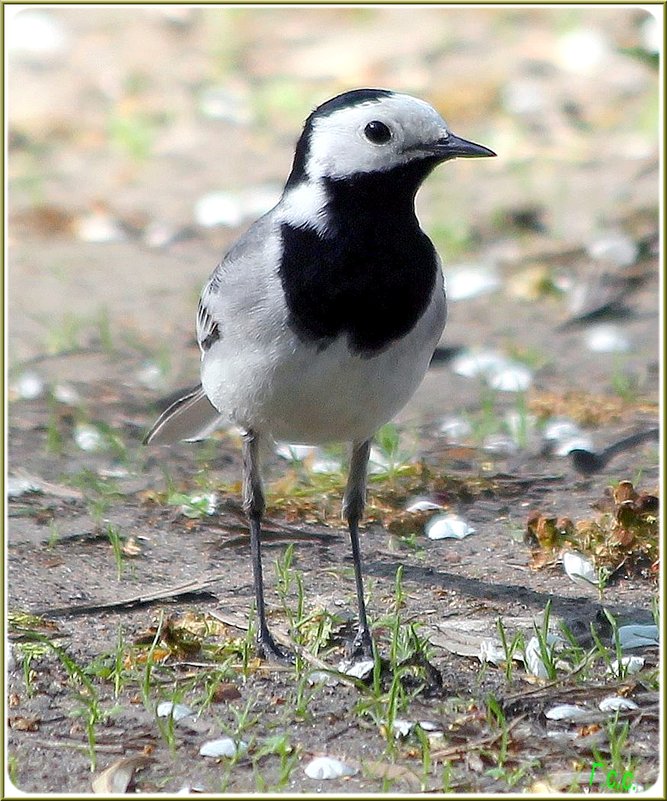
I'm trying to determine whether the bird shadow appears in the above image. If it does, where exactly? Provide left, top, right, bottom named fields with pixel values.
left=363, top=558, right=653, bottom=626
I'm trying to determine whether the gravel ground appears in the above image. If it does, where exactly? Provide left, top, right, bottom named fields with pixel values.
left=6, top=5, right=661, bottom=796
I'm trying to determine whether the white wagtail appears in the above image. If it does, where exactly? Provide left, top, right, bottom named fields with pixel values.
left=144, top=88, right=495, bottom=662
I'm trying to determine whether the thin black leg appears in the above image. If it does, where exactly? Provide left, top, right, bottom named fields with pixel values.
left=342, top=439, right=373, bottom=657
left=242, top=430, right=292, bottom=663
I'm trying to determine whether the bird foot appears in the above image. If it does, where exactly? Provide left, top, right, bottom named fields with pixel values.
left=345, top=627, right=374, bottom=661
left=257, top=632, right=295, bottom=665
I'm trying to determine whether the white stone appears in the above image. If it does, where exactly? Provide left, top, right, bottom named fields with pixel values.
left=157, top=702, right=194, bottom=722
left=584, top=325, right=630, bottom=354
left=304, top=756, right=357, bottom=780
left=13, top=371, right=45, bottom=400
left=199, top=737, right=248, bottom=758
left=405, top=497, right=443, bottom=513
left=74, top=423, right=105, bottom=452
left=562, top=551, right=598, bottom=587
left=598, top=696, right=638, bottom=713
left=545, top=704, right=590, bottom=721
left=426, top=514, right=475, bottom=541
left=607, top=656, right=645, bottom=677
left=587, top=233, right=638, bottom=268
left=618, top=624, right=659, bottom=650
left=7, top=9, right=68, bottom=57
left=446, top=264, right=500, bottom=301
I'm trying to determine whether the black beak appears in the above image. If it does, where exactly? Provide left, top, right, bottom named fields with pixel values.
left=431, top=132, right=496, bottom=160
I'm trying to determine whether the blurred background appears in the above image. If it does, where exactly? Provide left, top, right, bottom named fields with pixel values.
left=7, top=4, right=660, bottom=430
left=6, top=10, right=661, bottom=792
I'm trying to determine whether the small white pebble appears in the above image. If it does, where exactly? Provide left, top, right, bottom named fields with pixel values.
left=74, top=423, right=106, bottom=452
left=584, top=325, right=630, bottom=354
left=157, top=701, right=194, bottom=722
left=7, top=9, right=68, bottom=57
left=310, top=456, right=342, bottom=474
left=338, top=658, right=375, bottom=680
left=405, top=497, right=443, bottom=513
left=545, top=704, right=590, bottom=721
left=304, top=756, right=357, bottom=780
left=502, top=79, right=547, bottom=116
left=307, top=670, right=339, bottom=687
left=587, top=233, right=638, bottom=268
left=556, top=28, right=609, bottom=74
left=598, top=696, right=638, bottom=713
left=194, top=192, right=244, bottom=228
left=391, top=719, right=413, bottom=738
left=75, top=210, right=126, bottom=243
left=52, top=383, right=80, bottom=405
left=524, top=634, right=562, bottom=679
left=438, top=415, right=472, bottom=442
left=274, top=442, right=317, bottom=462
left=488, top=363, right=533, bottom=392
left=426, top=514, right=475, bottom=540
left=135, top=362, right=167, bottom=391
left=450, top=349, right=507, bottom=379
left=418, top=720, right=443, bottom=733
left=543, top=418, right=583, bottom=444
left=562, top=551, right=598, bottom=587
left=99, top=465, right=129, bottom=479
left=199, top=737, right=248, bottom=759
left=13, top=371, right=45, bottom=400
left=446, top=264, right=500, bottom=301
left=482, top=433, right=519, bottom=456
left=607, top=656, right=645, bottom=677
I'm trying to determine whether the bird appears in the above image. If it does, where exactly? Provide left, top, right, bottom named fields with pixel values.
left=144, top=88, right=495, bottom=663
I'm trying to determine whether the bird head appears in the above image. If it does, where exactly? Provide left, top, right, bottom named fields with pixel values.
left=285, top=88, right=495, bottom=188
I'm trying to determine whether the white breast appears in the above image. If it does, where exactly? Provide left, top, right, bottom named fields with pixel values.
left=201, top=267, right=446, bottom=445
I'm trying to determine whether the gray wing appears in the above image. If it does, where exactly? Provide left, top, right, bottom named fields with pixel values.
left=197, top=267, right=224, bottom=353
left=196, top=209, right=285, bottom=355
left=145, top=210, right=284, bottom=446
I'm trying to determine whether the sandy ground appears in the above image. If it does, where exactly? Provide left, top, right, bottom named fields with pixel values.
left=6, top=5, right=661, bottom=795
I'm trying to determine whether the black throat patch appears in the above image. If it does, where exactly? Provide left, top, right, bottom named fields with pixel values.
left=279, top=164, right=439, bottom=356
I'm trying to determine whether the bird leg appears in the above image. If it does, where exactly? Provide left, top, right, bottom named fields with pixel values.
left=342, top=438, right=373, bottom=658
left=242, top=430, right=292, bottom=663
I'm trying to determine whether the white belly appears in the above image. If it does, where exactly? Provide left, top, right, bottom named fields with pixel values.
left=201, top=274, right=446, bottom=444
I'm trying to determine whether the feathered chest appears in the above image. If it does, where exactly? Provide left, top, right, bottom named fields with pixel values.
left=278, top=176, right=438, bottom=356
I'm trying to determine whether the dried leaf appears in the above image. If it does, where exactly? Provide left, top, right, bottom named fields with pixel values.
left=211, top=682, right=242, bottom=703
left=122, top=537, right=143, bottom=557
left=362, top=760, right=422, bottom=788
left=613, top=481, right=638, bottom=504
left=91, top=756, right=152, bottom=794
left=8, top=715, right=40, bottom=731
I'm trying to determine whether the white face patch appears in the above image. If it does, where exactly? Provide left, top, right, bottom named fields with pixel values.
left=306, top=93, right=450, bottom=181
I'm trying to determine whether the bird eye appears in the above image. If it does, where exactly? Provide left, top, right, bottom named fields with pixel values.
left=363, top=120, right=392, bottom=144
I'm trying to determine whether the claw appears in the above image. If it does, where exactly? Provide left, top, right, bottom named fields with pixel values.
left=257, top=633, right=295, bottom=665
left=345, top=627, right=374, bottom=661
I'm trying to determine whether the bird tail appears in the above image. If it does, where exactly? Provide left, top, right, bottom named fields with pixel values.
left=143, top=384, right=223, bottom=445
